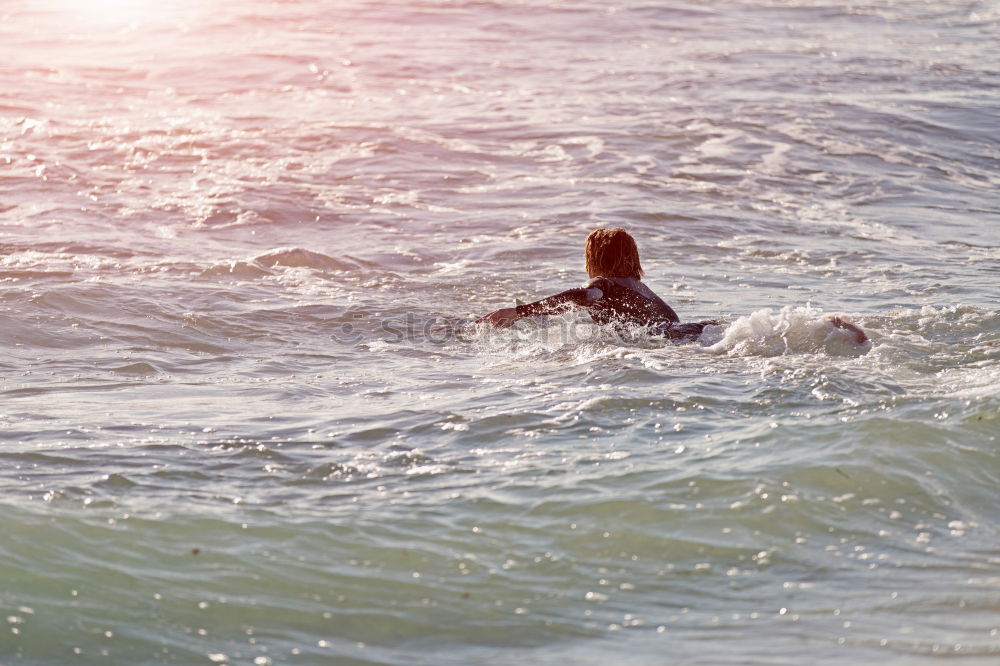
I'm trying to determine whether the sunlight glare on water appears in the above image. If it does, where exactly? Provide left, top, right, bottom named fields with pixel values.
left=30, top=0, right=190, bottom=33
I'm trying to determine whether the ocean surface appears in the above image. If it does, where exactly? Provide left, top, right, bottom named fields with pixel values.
left=2, top=0, right=999, bottom=664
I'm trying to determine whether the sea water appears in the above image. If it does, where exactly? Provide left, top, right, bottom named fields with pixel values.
left=1, top=0, right=998, bottom=664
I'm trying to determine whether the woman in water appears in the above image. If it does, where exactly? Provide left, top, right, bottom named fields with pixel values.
left=478, top=227, right=867, bottom=344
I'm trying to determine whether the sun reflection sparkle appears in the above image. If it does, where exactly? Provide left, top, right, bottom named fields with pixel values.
left=41, top=0, right=191, bottom=29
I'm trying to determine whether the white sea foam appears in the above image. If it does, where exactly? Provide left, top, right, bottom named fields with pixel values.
left=706, top=306, right=870, bottom=357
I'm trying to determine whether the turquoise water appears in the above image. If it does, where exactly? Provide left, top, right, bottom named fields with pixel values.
left=1, top=0, right=998, bottom=663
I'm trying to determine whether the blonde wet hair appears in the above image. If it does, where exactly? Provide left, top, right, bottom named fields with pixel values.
left=584, top=227, right=644, bottom=279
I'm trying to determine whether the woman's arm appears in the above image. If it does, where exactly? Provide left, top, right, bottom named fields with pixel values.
left=478, top=287, right=594, bottom=328
left=827, top=315, right=868, bottom=344
left=477, top=306, right=519, bottom=328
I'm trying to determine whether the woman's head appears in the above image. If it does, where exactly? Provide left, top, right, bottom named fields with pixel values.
left=585, top=227, right=643, bottom=279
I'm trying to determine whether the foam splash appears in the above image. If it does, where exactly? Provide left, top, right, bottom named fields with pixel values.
left=705, top=305, right=870, bottom=357
left=466, top=313, right=610, bottom=364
